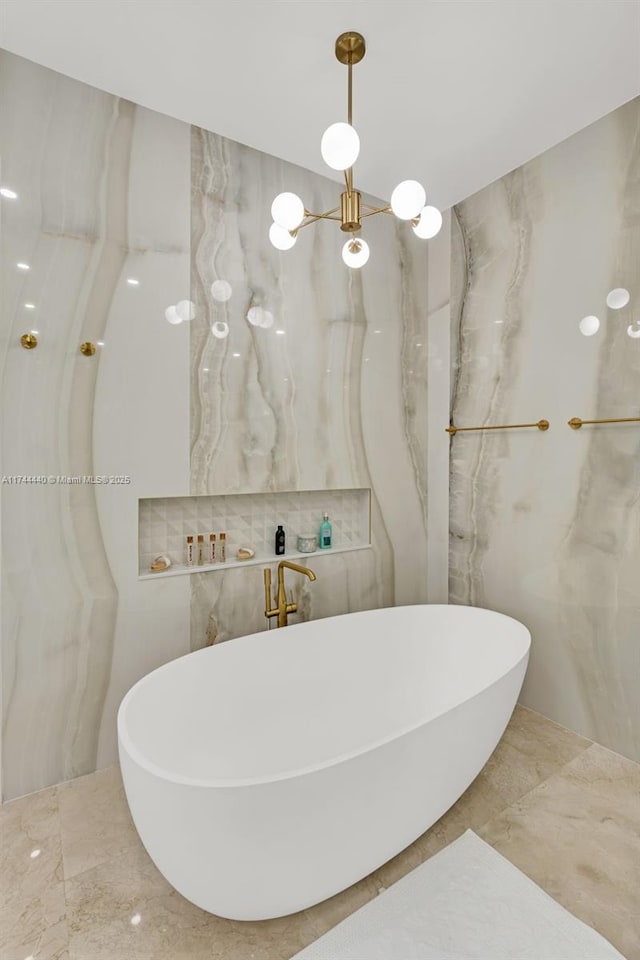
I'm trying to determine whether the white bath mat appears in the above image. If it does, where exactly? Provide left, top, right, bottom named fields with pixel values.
left=293, top=830, right=625, bottom=960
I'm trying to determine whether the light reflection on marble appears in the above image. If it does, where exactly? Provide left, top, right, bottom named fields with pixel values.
left=449, top=97, right=640, bottom=761
left=189, top=125, right=449, bottom=646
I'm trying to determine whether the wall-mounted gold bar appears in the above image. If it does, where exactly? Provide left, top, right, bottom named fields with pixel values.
left=445, top=419, right=549, bottom=436
left=568, top=416, right=640, bottom=429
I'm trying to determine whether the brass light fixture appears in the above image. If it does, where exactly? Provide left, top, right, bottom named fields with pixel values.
left=20, top=332, right=38, bottom=349
left=269, top=32, right=442, bottom=268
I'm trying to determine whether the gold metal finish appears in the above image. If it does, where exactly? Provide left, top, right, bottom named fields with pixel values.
left=264, top=560, right=317, bottom=628
left=294, top=207, right=342, bottom=234
left=568, top=416, right=640, bottom=430
left=20, top=333, right=38, bottom=350
left=340, top=190, right=362, bottom=232
left=361, top=203, right=392, bottom=217
left=335, top=31, right=366, bottom=66
left=80, top=341, right=96, bottom=357
left=280, top=33, right=399, bottom=254
left=446, top=419, right=550, bottom=436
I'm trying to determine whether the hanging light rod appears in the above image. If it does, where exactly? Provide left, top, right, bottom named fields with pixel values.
left=269, top=31, right=442, bottom=269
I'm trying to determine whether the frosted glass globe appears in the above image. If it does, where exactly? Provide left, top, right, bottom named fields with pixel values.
left=579, top=315, right=600, bottom=337
left=211, top=280, right=232, bottom=302
left=211, top=320, right=230, bottom=339
left=176, top=299, right=195, bottom=322
left=165, top=305, right=182, bottom=325
left=260, top=309, right=274, bottom=329
left=606, top=287, right=630, bottom=310
left=390, top=180, right=426, bottom=220
left=320, top=122, right=360, bottom=171
left=271, top=192, right=305, bottom=231
left=627, top=324, right=640, bottom=339
left=413, top=205, right=443, bottom=239
left=269, top=222, right=297, bottom=251
left=342, top=238, right=370, bottom=269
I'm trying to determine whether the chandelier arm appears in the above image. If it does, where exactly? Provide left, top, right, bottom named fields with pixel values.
left=361, top=204, right=392, bottom=216
left=294, top=208, right=342, bottom=234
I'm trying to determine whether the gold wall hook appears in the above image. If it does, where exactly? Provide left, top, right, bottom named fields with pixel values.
left=20, top=333, right=38, bottom=349
left=80, top=341, right=96, bottom=357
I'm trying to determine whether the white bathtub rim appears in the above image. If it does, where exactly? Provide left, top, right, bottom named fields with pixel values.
left=117, top=604, right=530, bottom=791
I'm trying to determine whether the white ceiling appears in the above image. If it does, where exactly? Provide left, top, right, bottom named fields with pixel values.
left=1, top=0, right=639, bottom=208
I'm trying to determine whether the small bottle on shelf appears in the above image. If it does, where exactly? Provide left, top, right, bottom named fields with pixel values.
left=197, top=534, right=205, bottom=565
left=218, top=532, right=226, bottom=562
left=275, top=525, right=286, bottom=556
left=209, top=533, right=216, bottom=564
left=319, top=512, right=332, bottom=549
left=185, top=536, right=195, bottom=566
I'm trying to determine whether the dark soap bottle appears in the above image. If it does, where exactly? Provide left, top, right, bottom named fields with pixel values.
left=275, top=525, right=286, bottom=556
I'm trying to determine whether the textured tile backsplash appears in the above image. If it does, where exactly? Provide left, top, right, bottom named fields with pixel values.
left=139, top=488, right=370, bottom=573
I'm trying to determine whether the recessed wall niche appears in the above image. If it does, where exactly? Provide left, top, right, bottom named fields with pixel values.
left=138, top=488, right=371, bottom=578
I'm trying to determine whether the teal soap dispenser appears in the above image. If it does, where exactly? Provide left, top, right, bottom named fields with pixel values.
left=319, top=512, right=332, bottom=549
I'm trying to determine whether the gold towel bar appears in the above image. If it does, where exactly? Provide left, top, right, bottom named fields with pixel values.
left=568, top=417, right=640, bottom=429
left=446, top=419, right=549, bottom=436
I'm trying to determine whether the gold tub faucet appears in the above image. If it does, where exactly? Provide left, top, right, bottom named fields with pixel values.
left=264, top=560, right=317, bottom=628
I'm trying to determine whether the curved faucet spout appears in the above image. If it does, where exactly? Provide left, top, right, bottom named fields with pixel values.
left=278, top=560, right=317, bottom=581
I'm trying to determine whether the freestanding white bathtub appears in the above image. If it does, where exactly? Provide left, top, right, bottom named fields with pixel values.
left=118, top=604, right=530, bottom=920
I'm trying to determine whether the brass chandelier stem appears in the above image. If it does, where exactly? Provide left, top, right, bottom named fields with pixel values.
left=346, top=59, right=354, bottom=196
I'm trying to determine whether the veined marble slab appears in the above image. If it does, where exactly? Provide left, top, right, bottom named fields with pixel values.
left=0, top=52, right=191, bottom=799
left=190, top=126, right=449, bottom=646
left=450, top=98, right=640, bottom=761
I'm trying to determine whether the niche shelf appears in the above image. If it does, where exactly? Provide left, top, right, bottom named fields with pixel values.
left=138, top=488, right=371, bottom=580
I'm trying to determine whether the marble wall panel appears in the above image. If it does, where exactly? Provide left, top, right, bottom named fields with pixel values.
left=450, top=98, right=640, bottom=761
left=0, top=52, right=191, bottom=800
left=189, top=127, right=449, bottom=645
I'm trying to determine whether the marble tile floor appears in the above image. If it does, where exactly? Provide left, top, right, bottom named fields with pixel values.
left=2, top=705, right=639, bottom=960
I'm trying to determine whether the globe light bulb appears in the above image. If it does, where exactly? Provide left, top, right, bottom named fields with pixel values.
left=211, top=320, right=230, bottom=339
left=176, top=299, right=195, bottom=322
left=320, top=122, right=360, bottom=171
left=342, top=238, right=370, bottom=269
left=269, top=222, right=297, bottom=251
left=165, top=305, right=182, bottom=325
left=413, top=205, right=443, bottom=239
left=627, top=324, right=640, bottom=339
left=211, top=280, right=232, bottom=302
left=606, top=288, right=630, bottom=310
left=390, top=180, right=426, bottom=220
left=578, top=315, right=600, bottom=337
left=271, top=193, right=305, bottom=231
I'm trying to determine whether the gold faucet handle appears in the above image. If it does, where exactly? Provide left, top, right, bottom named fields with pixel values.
left=263, top=568, right=278, bottom=619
